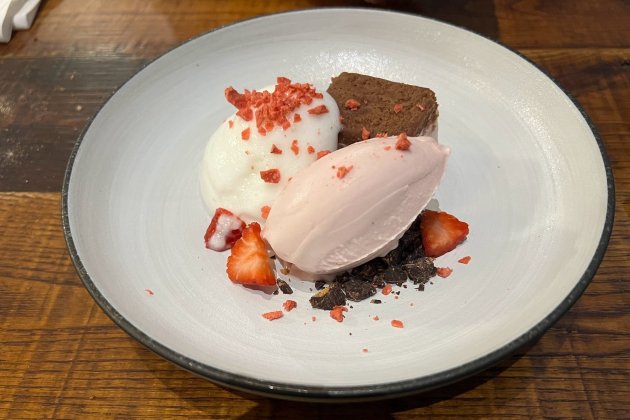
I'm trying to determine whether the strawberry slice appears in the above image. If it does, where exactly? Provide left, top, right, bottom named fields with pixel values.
left=226, top=222, right=276, bottom=286
left=420, top=210, right=469, bottom=258
left=204, top=208, right=245, bottom=252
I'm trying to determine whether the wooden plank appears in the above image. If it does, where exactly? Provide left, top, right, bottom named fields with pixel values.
left=1, top=49, right=628, bottom=192
left=0, top=192, right=628, bottom=417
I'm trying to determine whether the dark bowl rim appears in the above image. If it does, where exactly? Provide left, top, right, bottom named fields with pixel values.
left=61, top=7, right=615, bottom=402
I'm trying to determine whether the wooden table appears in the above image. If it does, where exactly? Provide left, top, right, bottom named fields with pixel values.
left=1, top=0, right=628, bottom=417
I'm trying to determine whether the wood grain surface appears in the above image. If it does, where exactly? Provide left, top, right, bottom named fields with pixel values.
left=1, top=0, right=629, bottom=418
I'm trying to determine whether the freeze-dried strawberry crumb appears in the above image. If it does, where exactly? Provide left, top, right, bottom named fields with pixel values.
left=458, top=256, right=472, bottom=264
left=260, top=169, right=281, bottom=183
left=361, top=127, right=370, bottom=140
left=144, top=288, right=154, bottom=296
left=316, top=150, right=331, bottom=160
left=225, top=77, right=324, bottom=134
left=241, top=127, right=250, bottom=140
left=396, top=132, right=411, bottom=150
left=228, top=120, right=234, bottom=128
left=311, top=316, right=317, bottom=322
left=336, top=166, right=353, bottom=179
left=362, top=348, right=369, bottom=353
left=384, top=146, right=392, bottom=151
left=436, top=267, right=453, bottom=278
left=345, top=98, right=361, bottom=110
left=291, top=139, right=299, bottom=155
left=391, top=319, right=404, bottom=328
left=293, top=113, right=302, bottom=123
left=382, top=284, right=393, bottom=295
left=307, top=145, right=315, bottom=154
left=393, top=103, right=403, bottom=113
left=376, top=132, right=388, bottom=138
left=270, top=144, right=282, bottom=154
left=330, top=306, right=347, bottom=322
left=307, top=105, right=329, bottom=115
left=373, top=315, right=379, bottom=321
left=262, top=311, right=283, bottom=320
left=283, top=300, right=297, bottom=312
left=261, top=206, right=271, bottom=220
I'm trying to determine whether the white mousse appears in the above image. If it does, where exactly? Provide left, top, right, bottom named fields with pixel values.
left=200, top=86, right=341, bottom=224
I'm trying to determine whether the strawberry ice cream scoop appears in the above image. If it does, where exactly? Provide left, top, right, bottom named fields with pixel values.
left=262, top=135, right=450, bottom=274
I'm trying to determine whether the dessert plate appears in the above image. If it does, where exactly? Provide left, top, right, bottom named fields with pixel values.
left=62, top=8, right=613, bottom=401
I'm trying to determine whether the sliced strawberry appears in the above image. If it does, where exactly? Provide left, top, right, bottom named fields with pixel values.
left=262, top=311, right=283, bottom=320
left=283, top=300, right=297, bottom=312
left=226, top=222, right=276, bottom=286
left=420, top=210, right=469, bottom=258
left=204, top=208, right=245, bottom=252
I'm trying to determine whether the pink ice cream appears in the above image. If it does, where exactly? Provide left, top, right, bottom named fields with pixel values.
left=262, top=136, right=450, bottom=274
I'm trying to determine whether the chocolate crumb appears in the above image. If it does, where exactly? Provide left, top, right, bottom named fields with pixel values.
left=310, top=285, right=346, bottom=310
left=277, top=279, right=293, bottom=294
left=370, top=299, right=382, bottom=304
left=315, top=280, right=327, bottom=290
left=272, top=289, right=279, bottom=295
left=342, top=278, right=376, bottom=302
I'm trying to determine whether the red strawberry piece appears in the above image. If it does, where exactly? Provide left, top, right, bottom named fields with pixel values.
left=436, top=267, right=453, bottom=278
left=382, top=284, right=392, bottom=295
left=307, top=105, right=328, bottom=115
left=270, top=144, right=283, bottom=154
left=204, top=208, right=245, bottom=252
left=420, top=210, right=469, bottom=258
left=391, top=319, right=404, bottom=328
left=316, top=150, right=331, bottom=160
left=283, top=300, right=297, bottom=312
left=241, top=127, right=250, bottom=140
left=260, top=168, right=281, bottom=183
left=291, top=139, right=299, bottom=155
left=293, top=113, right=302, bottom=123
left=393, top=103, right=403, bottom=113
left=336, top=165, right=353, bottom=179
left=307, top=145, right=315, bottom=154
left=226, top=222, right=276, bottom=286
left=262, top=311, right=283, bottom=320
left=458, top=256, right=472, bottom=264
left=345, top=98, right=361, bottom=110
left=330, top=306, right=347, bottom=322
left=396, top=132, right=411, bottom=150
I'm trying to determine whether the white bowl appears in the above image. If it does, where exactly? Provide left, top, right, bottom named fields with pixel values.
left=62, top=8, right=613, bottom=401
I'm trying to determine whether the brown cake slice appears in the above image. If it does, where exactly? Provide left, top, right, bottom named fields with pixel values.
left=327, top=72, right=439, bottom=147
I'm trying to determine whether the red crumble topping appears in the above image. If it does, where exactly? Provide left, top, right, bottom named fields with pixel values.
left=241, top=127, right=250, bottom=140
left=260, top=205, right=271, bottom=220
left=361, top=127, right=370, bottom=140
left=270, top=144, right=282, bottom=154
left=291, top=139, right=299, bottom=155
left=436, top=267, right=453, bottom=278
left=311, top=316, right=317, bottom=322
left=373, top=315, right=380, bottom=321
left=260, top=169, right=281, bottom=183
left=307, top=145, right=315, bottom=154
left=391, top=319, right=404, bottom=328
left=362, top=348, right=369, bottom=353
left=316, top=150, right=331, bottom=160
left=336, top=165, right=353, bottom=179
left=393, top=103, right=403, bottom=113
left=345, top=98, right=361, bottom=110
left=458, top=256, right=472, bottom=264
left=225, top=77, right=324, bottom=134
left=283, top=299, right=297, bottom=312
left=396, top=132, right=411, bottom=150
left=416, top=103, right=425, bottom=111
left=293, top=113, right=301, bottom=123
left=228, top=120, right=234, bottom=128
left=307, top=104, right=329, bottom=115
left=262, top=311, right=283, bottom=320
left=376, top=132, right=388, bottom=138
left=382, top=284, right=392, bottom=295
left=330, top=306, right=347, bottom=322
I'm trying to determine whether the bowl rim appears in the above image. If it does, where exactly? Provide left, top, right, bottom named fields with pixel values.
left=61, top=7, right=615, bottom=401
